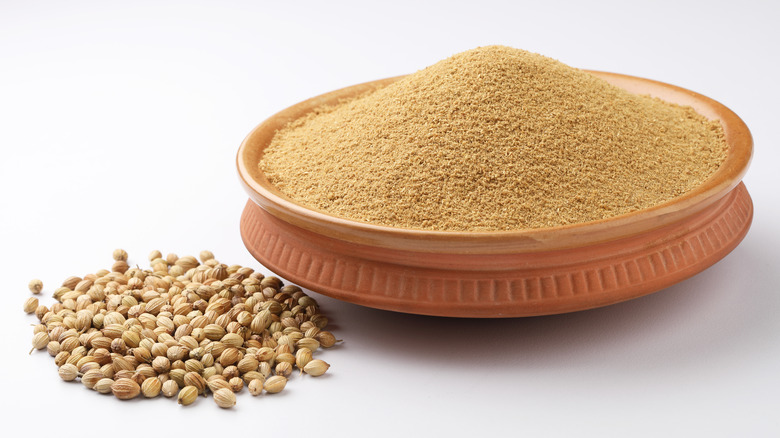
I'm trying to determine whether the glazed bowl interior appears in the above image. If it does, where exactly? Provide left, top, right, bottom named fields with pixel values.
left=237, top=71, right=752, bottom=254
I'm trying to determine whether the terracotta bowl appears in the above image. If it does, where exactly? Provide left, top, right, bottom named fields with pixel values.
left=237, top=72, right=753, bottom=318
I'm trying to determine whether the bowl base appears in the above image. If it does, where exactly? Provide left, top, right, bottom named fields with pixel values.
left=240, top=183, right=753, bottom=317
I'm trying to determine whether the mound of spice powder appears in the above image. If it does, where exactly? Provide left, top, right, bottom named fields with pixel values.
left=260, top=46, right=727, bottom=231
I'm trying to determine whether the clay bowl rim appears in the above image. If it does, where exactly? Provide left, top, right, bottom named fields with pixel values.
left=237, top=71, right=752, bottom=254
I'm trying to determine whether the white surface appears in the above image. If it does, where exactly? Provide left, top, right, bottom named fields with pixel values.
left=2, top=1, right=778, bottom=436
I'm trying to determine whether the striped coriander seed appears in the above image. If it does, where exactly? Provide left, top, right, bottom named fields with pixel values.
left=23, top=297, right=39, bottom=314
left=207, top=377, right=231, bottom=393
left=295, top=348, right=313, bottom=370
left=303, top=359, right=330, bottom=377
left=161, top=380, right=179, bottom=398
left=31, top=332, right=49, bottom=352
left=28, top=279, right=43, bottom=294
left=275, top=362, right=293, bottom=378
left=248, top=378, right=264, bottom=396
left=315, top=331, right=339, bottom=348
left=24, top=250, right=339, bottom=408
left=95, top=378, right=115, bottom=394
left=264, top=375, right=287, bottom=394
left=177, top=385, right=198, bottom=406
left=213, top=388, right=236, bottom=408
left=112, top=248, right=128, bottom=262
left=81, top=369, right=105, bottom=389
left=58, top=363, right=79, bottom=381
left=141, top=377, right=162, bottom=398
left=228, top=376, right=244, bottom=393
left=112, top=378, right=141, bottom=400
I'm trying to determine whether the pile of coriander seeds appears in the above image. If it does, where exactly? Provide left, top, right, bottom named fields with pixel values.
left=24, top=250, right=339, bottom=408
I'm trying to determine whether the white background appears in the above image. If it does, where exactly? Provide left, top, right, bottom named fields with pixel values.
left=2, top=1, right=778, bottom=436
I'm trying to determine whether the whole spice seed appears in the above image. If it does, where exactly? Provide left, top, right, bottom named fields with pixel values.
left=258, top=362, right=272, bottom=379
left=184, top=371, right=207, bottom=394
left=295, top=348, right=313, bottom=370
left=95, top=378, right=115, bottom=394
left=152, top=356, right=171, bottom=374
left=23, top=297, right=39, bottom=314
left=141, top=377, right=162, bottom=398
left=260, top=45, right=727, bottom=231
left=46, top=341, right=61, bottom=356
left=31, top=332, right=49, bottom=352
left=24, top=250, right=339, bottom=407
left=264, top=375, right=287, bottom=394
left=213, top=388, right=236, bottom=409
left=81, top=369, right=104, bottom=389
left=275, top=362, right=293, bottom=378
left=242, top=371, right=265, bottom=384
left=58, top=363, right=78, bottom=381
left=296, top=337, right=320, bottom=352
left=248, top=378, right=264, bottom=396
left=112, top=378, right=141, bottom=400
left=228, top=376, right=244, bottom=393
left=303, top=359, right=330, bottom=377
left=177, top=385, right=198, bottom=406
left=54, top=351, right=69, bottom=367
left=112, top=248, right=128, bottom=262
left=161, top=380, right=179, bottom=398
left=275, top=352, right=295, bottom=365
left=316, top=331, right=340, bottom=348
left=207, top=377, right=231, bottom=393
left=62, top=276, right=80, bottom=289
left=28, top=279, right=43, bottom=294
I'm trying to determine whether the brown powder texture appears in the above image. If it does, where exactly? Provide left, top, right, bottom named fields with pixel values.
left=259, top=46, right=727, bottom=231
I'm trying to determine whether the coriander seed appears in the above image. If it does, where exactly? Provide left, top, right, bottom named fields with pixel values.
left=303, top=359, right=330, bottom=377
left=31, top=332, right=49, bottom=351
left=213, top=388, right=236, bottom=409
left=152, top=356, right=171, bottom=374
left=23, top=297, right=39, bottom=314
left=54, top=351, right=70, bottom=367
left=183, top=371, right=207, bottom=394
left=62, top=276, right=80, bottom=289
left=24, top=250, right=339, bottom=408
left=112, top=378, right=141, bottom=400
left=228, top=376, right=243, bottom=393
left=207, top=378, right=231, bottom=393
left=112, top=260, right=129, bottom=274
left=28, top=279, right=43, bottom=294
left=296, top=337, right=320, bottom=351
left=95, top=378, right=115, bottom=394
left=141, top=377, right=162, bottom=398
left=46, top=341, right=61, bottom=356
left=316, top=331, right=339, bottom=348
left=58, top=363, right=78, bottom=381
left=81, top=369, right=104, bottom=389
left=161, top=380, right=179, bottom=398
left=264, top=375, right=287, bottom=394
left=295, top=348, right=313, bottom=370
left=275, top=362, right=293, bottom=378
left=112, top=248, right=128, bottom=261
left=248, top=379, right=264, bottom=396
left=177, top=385, right=198, bottom=406
left=258, top=362, right=272, bottom=378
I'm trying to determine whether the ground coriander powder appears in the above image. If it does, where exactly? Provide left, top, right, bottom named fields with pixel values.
left=260, top=45, right=727, bottom=231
